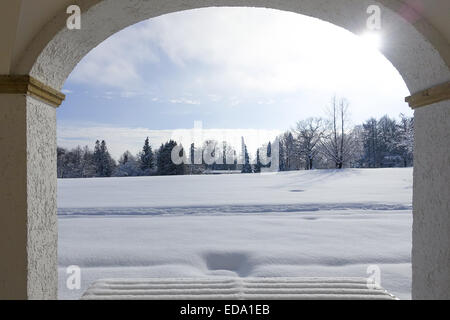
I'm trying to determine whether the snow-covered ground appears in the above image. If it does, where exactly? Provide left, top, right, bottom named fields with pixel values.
left=58, top=168, right=413, bottom=300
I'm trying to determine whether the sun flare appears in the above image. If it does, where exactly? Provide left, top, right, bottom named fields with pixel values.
left=359, top=32, right=382, bottom=50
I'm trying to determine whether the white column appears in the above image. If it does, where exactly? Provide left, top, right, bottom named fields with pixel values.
left=412, top=100, right=450, bottom=299
left=0, top=90, right=59, bottom=299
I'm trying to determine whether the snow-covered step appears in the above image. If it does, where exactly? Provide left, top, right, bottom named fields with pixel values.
left=81, top=278, right=397, bottom=300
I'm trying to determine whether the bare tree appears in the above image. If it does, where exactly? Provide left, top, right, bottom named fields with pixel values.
left=295, top=118, right=324, bottom=170
left=320, top=96, right=355, bottom=169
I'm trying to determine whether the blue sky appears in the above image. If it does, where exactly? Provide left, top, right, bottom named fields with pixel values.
left=58, top=7, right=412, bottom=159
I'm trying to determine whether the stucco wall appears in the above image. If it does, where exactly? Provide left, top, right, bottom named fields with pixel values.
left=26, top=96, right=58, bottom=300
left=0, top=95, right=57, bottom=299
left=0, top=0, right=449, bottom=299
left=413, top=100, right=450, bottom=299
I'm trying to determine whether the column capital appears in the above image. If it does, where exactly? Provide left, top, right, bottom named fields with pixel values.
left=406, top=81, right=450, bottom=109
left=0, top=75, right=65, bottom=107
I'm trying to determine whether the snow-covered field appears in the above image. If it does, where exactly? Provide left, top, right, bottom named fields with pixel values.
left=58, top=168, right=413, bottom=300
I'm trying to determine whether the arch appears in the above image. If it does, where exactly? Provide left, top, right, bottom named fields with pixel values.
left=13, top=0, right=450, bottom=93
left=1, top=0, right=449, bottom=299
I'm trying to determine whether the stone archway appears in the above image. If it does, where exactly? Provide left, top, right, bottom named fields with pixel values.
left=0, top=0, right=449, bottom=299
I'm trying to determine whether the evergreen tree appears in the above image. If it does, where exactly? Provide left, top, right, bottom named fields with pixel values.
left=190, top=143, right=195, bottom=165
left=156, top=140, right=185, bottom=175
left=222, top=142, right=227, bottom=170
left=362, top=118, right=379, bottom=167
left=278, top=139, right=287, bottom=171
left=189, top=143, right=195, bottom=174
left=100, top=140, right=115, bottom=177
left=93, top=140, right=115, bottom=177
left=121, top=151, right=130, bottom=165
left=283, top=132, right=296, bottom=170
left=241, top=139, right=252, bottom=173
left=253, top=149, right=262, bottom=173
left=263, top=141, right=272, bottom=169
left=93, top=140, right=102, bottom=175
left=140, top=137, right=154, bottom=174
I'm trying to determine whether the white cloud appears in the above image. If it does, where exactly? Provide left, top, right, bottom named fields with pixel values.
left=258, top=99, right=276, bottom=105
left=61, top=7, right=413, bottom=143
left=169, top=98, right=201, bottom=105
left=68, top=23, right=159, bottom=91
left=139, top=8, right=409, bottom=96
left=67, top=7, right=410, bottom=99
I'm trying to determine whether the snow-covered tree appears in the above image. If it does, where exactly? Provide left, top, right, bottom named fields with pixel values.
left=93, top=140, right=115, bottom=177
left=57, top=145, right=96, bottom=178
left=202, top=140, right=222, bottom=170
left=241, top=137, right=252, bottom=173
left=395, top=113, right=414, bottom=167
left=278, top=138, right=287, bottom=171
left=156, top=140, right=185, bottom=175
left=253, top=148, right=262, bottom=173
left=280, top=131, right=298, bottom=170
left=361, top=118, right=380, bottom=167
left=358, top=114, right=413, bottom=168
left=115, top=151, right=141, bottom=177
left=139, top=137, right=154, bottom=175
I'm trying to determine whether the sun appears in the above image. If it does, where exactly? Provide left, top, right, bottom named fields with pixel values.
left=359, top=32, right=382, bottom=50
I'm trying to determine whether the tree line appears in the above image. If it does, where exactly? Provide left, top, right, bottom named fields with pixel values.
left=57, top=97, right=414, bottom=178
left=58, top=137, right=253, bottom=178
left=57, top=138, right=185, bottom=178
left=277, top=97, right=414, bottom=170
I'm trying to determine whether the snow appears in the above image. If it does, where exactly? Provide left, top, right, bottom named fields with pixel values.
left=82, top=278, right=397, bottom=300
left=58, top=168, right=412, bottom=300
